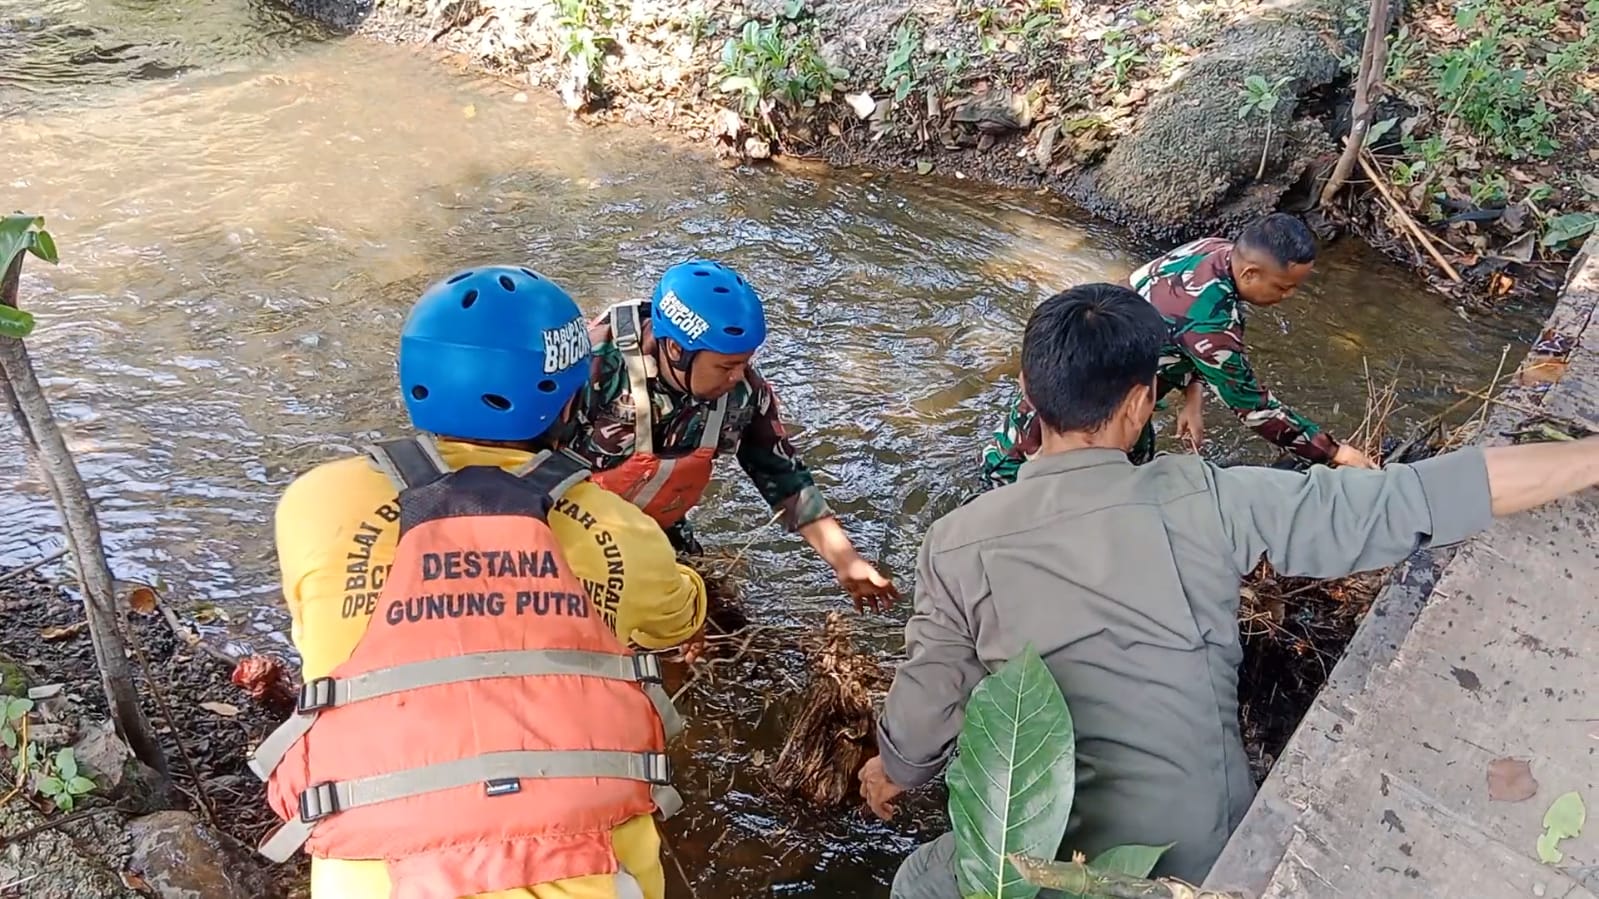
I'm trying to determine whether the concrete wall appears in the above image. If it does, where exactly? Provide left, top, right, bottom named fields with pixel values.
left=1205, top=233, right=1599, bottom=896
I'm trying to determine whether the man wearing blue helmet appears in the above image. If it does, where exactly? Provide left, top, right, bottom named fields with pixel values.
left=573, top=259, right=900, bottom=612
left=270, top=266, right=709, bottom=899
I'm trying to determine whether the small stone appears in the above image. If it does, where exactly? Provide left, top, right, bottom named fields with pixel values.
left=1534, top=883, right=1546, bottom=897
left=129, top=811, right=275, bottom=899
left=72, top=721, right=173, bottom=813
left=512, top=92, right=528, bottom=103
left=744, top=136, right=772, bottom=160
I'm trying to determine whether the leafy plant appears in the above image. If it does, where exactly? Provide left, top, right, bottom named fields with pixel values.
left=716, top=17, right=849, bottom=124
left=38, top=748, right=96, bottom=812
left=948, top=646, right=1076, bottom=899
left=1236, top=75, right=1291, bottom=180
left=554, top=0, right=619, bottom=93
left=0, top=215, right=59, bottom=339
left=881, top=20, right=921, bottom=104
left=0, top=695, right=32, bottom=752
left=1096, top=30, right=1146, bottom=89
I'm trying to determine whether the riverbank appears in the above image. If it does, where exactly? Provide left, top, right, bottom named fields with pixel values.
left=292, top=0, right=1596, bottom=305
left=1207, top=231, right=1599, bottom=895
left=0, top=572, right=301, bottom=899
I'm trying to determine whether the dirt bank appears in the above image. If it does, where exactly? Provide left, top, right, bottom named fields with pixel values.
left=0, top=571, right=302, bottom=898
left=282, top=0, right=1596, bottom=305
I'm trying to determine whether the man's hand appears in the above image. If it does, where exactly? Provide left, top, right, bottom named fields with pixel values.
left=798, top=516, right=901, bottom=612
left=858, top=755, right=905, bottom=822
left=1332, top=443, right=1379, bottom=469
left=834, top=553, right=901, bottom=613
left=678, top=624, right=708, bottom=666
left=1176, top=401, right=1205, bottom=453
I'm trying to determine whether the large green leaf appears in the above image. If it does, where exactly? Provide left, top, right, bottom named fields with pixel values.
left=0, top=214, right=59, bottom=273
left=948, top=645, right=1075, bottom=899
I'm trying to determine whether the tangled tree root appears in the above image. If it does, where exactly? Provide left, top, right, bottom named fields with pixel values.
left=771, top=612, right=891, bottom=808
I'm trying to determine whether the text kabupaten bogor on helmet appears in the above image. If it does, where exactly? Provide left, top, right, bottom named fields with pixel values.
left=399, top=265, right=592, bottom=442
left=650, top=260, right=767, bottom=355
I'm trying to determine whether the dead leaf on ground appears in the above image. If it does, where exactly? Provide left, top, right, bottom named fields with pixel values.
left=1499, top=232, right=1535, bottom=263
left=199, top=702, right=240, bottom=718
left=40, top=621, right=88, bottom=641
left=1487, top=757, right=1539, bottom=802
left=125, top=583, right=159, bottom=615
left=120, top=871, right=149, bottom=891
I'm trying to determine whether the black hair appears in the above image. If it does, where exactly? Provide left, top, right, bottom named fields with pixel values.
left=1021, top=283, right=1167, bottom=434
left=1235, top=213, right=1317, bottom=267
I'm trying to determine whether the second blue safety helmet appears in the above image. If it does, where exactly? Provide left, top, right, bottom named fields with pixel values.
left=650, top=260, right=767, bottom=358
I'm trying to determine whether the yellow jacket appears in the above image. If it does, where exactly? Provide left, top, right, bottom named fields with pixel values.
left=273, top=439, right=707, bottom=899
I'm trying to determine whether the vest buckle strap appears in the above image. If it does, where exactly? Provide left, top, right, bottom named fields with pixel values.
left=299, top=781, right=340, bottom=823
left=631, top=653, right=663, bottom=685
left=643, top=752, right=671, bottom=786
left=298, top=677, right=336, bottom=714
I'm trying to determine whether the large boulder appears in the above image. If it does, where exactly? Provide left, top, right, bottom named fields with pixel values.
left=1081, top=0, right=1382, bottom=238
left=128, top=811, right=279, bottom=899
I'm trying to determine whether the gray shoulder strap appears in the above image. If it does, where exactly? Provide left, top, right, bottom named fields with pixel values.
left=366, top=436, right=449, bottom=492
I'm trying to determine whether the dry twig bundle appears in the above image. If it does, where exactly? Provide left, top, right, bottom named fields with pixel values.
left=771, top=612, right=891, bottom=807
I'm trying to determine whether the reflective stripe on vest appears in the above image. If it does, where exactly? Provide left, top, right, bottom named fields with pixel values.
left=259, top=749, right=684, bottom=863
left=247, top=648, right=685, bottom=781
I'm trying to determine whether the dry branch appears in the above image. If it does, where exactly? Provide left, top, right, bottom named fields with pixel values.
left=1358, top=151, right=1462, bottom=282
left=1009, top=853, right=1245, bottom=898
left=1322, top=0, right=1391, bottom=204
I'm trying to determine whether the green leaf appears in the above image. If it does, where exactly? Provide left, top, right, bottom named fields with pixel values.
left=1537, top=830, right=1564, bottom=864
left=55, top=749, right=77, bottom=780
left=0, top=306, right=36, bottom=339
left=1537, top=791, right=1585, bottom=864
left=1544, top=792, right=1585, bottom=837
left=0, top=215, right=58, bottom=275
left=55, top=792, right=74, bottom=812
left=5, top=697, right=33, bottom=721
left=68, top=776, right=96, bottom=795
left=1089, top=843, right=1173, bottom=878
left=1, top=727, right=16, bottom=750
left=948, top=645, right=1075, bottom=899
left=719, top=75, right=757, bottom=94
left=39, top=776, right=63, bottom=795
left=28, top=229, right=59, bottom=265
left=1364, top=117, right=1398, bottom=147
left=1542, top=213, right=1599, bottom=247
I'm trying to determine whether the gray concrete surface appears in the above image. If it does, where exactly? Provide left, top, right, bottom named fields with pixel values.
left=1206, top=233, right=1599, bottom=897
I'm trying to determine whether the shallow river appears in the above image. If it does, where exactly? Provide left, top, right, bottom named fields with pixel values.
left=0, top=1, right=1546, bottom=894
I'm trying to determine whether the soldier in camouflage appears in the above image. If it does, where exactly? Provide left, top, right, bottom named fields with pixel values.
left=569, top=260, right=900, bottom=614
left=981, top=214, right=1378, bottom=485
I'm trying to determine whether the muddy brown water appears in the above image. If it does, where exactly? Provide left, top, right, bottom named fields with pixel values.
left=0, top=1, right=1548, bottom=894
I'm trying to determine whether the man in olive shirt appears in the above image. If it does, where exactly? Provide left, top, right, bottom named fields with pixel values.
left=860, top=282, right=1599, bottom=893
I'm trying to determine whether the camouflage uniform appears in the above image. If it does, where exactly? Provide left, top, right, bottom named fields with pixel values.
left=980, top=237, right=1340, bottom=486
left=569, top=305, right=833, bottom=551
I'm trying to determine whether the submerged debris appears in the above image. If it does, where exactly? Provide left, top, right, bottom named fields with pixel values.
left=772, top=612, right=891, bottom=808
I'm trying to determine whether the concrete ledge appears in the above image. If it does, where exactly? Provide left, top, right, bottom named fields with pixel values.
left=1206, top=233, right=1599, bottom=896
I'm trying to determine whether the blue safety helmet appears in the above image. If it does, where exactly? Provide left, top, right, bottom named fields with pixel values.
left=399, top=266, right=592, bottom=442
left=649, top=260, right=767, bottom=356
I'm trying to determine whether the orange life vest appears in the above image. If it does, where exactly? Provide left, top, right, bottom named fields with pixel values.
left=588, top=302, right=726, bottom=529
left=250, top=437, right=684, bottom=899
